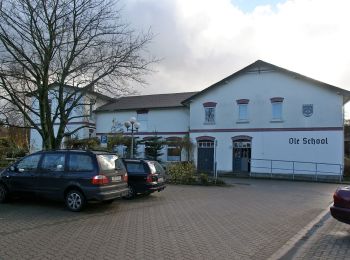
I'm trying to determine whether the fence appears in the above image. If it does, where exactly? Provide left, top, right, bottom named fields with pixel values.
left=250, top=158, right=343, bottom=182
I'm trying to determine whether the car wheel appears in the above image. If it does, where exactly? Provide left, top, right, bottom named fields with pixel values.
left=0, top=183, right=9, bottom=203
left=124, top=185, right=136, bottom=199
left=65, top=190, right=85, bottom=212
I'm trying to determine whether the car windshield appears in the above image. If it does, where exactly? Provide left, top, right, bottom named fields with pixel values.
left=97, top=154, right=119, bottom=171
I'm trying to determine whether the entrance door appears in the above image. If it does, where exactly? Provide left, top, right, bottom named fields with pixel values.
left=232, top=141, right=251, bottom=172
left=197, top=140, right=214, bottom=173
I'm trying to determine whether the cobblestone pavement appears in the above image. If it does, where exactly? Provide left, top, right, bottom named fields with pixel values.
left=0, top=179, right=339, bottom=260
left=292, top=213, right=350, bottom=259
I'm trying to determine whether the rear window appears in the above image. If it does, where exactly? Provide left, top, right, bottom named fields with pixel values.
left=148, top=161, right=165, bottom=175
left=125, top=162, right=147, bottom=174
left=97, top=154, right=120, bottom=171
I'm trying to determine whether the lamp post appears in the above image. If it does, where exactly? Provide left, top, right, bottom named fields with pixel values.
left=124, top=117, right=140, bottom=158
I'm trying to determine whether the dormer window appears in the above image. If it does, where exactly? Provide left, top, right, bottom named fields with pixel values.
left=203, top=102, right=217, bottom=124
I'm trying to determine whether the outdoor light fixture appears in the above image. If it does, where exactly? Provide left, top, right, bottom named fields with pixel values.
left=124, top=117, right=140, bottom=158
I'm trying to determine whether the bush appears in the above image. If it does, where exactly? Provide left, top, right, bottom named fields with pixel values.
left=167, top=162, right=196, bottom=184
left=167, top=162, right=226, bottom=186
left=199, top=173, right=209, bottom=184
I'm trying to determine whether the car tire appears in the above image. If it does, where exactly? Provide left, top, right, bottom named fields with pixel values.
left=0, top=183, right=9, bottom=203
left=124, top=185, right=136, bottom=199
left=65, top=190, right=85, bottom=212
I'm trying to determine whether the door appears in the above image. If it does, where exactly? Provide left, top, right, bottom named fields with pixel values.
left=233, top=141, right=251, bottom=172
left=35, top=152, right=67, bottom=199
left=7, top=154, right=42, bottom=192
left=197, top=140, right=214, bottom=173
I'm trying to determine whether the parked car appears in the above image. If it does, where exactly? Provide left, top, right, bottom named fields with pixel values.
left=0, top=150, right=129, bottom=211
left=330, top=186, right=350, bottom=224
left=122, top=159, right=166, bottom=199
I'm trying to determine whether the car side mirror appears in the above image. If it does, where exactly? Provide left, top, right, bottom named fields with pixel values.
left=10, top=166, right=16, bottom=172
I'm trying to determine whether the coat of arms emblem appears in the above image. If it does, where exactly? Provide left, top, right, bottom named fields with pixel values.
left=302, top=104, right=313, bottom=117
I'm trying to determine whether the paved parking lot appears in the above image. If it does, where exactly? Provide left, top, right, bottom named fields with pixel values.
left=0, top=179, right=340, bottom=260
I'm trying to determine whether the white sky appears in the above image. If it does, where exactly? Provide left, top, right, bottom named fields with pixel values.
left=121, top=0, right=350, bottom=116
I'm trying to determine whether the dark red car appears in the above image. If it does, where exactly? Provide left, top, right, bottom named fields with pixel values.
left=330, top=186, right=350, bottom=224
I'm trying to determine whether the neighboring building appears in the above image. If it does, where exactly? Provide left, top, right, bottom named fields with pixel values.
left=30, top=85, right=114, bottom=152
left=31, top=60, right=350, bottom=177
left=95, top=92, right=196, bottom=160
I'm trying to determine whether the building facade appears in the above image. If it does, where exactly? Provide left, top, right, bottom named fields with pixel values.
left=31, top=60, right=350, bottom=176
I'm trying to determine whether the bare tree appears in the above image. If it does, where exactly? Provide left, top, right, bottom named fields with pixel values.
left=0, top=0, right=155, bottom=149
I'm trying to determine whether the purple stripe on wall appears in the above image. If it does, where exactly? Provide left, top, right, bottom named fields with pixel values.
left=53, top=122, right=96, bottom=126
left=190, top=127, right=343, bottom=133
left=96, top=131, right=189, bottom=136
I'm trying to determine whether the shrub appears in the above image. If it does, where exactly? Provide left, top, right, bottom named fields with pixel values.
left=199, top=173, right=209, bottom=184
left=167, top=162, right=196, bottom=184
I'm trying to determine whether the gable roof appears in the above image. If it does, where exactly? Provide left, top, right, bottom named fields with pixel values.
left=95, top=91, right=198, bottom=112
left=182, top=60, right=350, bottom=104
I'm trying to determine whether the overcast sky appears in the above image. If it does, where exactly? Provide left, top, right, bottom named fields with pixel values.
left=121, top=0, right=350, bottom=105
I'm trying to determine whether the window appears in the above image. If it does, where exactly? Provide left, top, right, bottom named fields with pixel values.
left=236, top=99, right=249, bottom=122
left=97, top=154, right=119, bottom=171
left=203, top=102, right=217, bottom=124
left=137, top=110, right=148, bottom=131
left=204, top=107, right=215, bottom=124
left=167, top=145, right=181, bottom=161
left=69, top=154, right=94, bottom=172
left=125, top=162, right=147, bottom=174
left=272, top=102, right=282, bottom=119
left=17, top=154, right=41, bottom=172
left=41, top=153, right=66, bottom=172
left=238, top=104, right=248, bottom=120
left=270, top=97, right=284, bottom=121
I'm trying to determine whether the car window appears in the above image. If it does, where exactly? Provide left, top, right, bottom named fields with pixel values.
left=148, top=161, right=165, bottom=175
left=17, top=154, right=41, bottom=172
left=69, top=154, right=94, bottom=172
left=115, top=158, right=126, bottom=171
left=125, top=162, right=147, bottom=174
left=41, top=153, right=66, bottom=172
left=97, top=154, right=118, bottom=171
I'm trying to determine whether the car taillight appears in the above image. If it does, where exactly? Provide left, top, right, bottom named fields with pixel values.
left=333, top=192, right=343, bottom=205
left=123, top=173, right=128, bottom=182
left=92, top=175, right=109, bottom=185
left=146, top=174, right=154, bottom=183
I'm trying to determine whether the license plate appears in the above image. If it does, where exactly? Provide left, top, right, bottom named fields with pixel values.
left=111, top=176, right=122, bottom=182
left=158, top=177, right=164, bottom=183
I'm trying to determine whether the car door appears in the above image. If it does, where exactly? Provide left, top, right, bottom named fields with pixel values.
left=6, top=153, right=42, bottom=193
left=35, top=152, right=67, bottom=199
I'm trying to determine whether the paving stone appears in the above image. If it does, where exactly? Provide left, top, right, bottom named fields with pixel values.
left=0, top=179, right=339, bottom=259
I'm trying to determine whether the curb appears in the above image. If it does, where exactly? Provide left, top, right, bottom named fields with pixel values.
left=268, top=204, right=332, bottom=260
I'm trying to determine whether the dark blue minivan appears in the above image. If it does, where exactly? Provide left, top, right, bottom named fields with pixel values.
left=0, top=150, right=129, bottom=211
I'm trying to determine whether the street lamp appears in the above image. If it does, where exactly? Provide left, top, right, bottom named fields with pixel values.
left=124, top=117, right=140, bottom=158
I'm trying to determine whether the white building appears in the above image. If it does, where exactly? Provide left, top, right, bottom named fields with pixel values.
left=32, top=60, right=350, bottom=177
left=30, top=85, right=113, bottom=152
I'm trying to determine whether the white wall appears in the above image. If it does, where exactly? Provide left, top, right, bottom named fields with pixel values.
left=189, top=69, right=345, bottom=174
left=189, top=71, right=343, bottom=130
left=95, top=107, right=190, bottom=134
left=191, top=130, right=343, bottom=174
